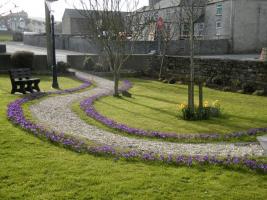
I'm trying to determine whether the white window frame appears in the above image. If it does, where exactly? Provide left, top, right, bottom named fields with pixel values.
left=216, top=3, right=223, bottom=16
left=216, top=19, right=222, bottom=36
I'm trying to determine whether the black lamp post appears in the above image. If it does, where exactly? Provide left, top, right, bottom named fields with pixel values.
left=45, top=0, right=59, bottom=89
left=51, top=14, right=59, bottom=88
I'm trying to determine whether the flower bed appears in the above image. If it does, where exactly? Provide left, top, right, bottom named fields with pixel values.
left=80, top=81, right=267, bottom=142
left=7, top=78, right=267, bottom=174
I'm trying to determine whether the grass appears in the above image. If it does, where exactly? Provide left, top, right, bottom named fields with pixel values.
left=0, top=34, right=12, bottom=42
left=1, top=75, right=267, bottom=199
left=93, top=79, right=267, bottom=137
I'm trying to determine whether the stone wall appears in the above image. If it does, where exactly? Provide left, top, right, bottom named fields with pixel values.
left=67, top=54, right=267, bottom=93
left=67, top=54, right=156, bottom=72
left=0, top=44, right=6, bottom=53
left=164, top=56, right=267, bottom=93
left=23, top=34, right=230, bottom=55
left=0, top=54, right=48, bottom=73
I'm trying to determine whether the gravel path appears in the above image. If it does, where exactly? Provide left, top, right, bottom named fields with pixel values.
left=30, top=70, right=264, bottom=157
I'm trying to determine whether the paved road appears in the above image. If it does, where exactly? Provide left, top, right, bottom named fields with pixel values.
left=4, top=41, right=86, bottom=62
left=3, top=42, right=261, bottom=61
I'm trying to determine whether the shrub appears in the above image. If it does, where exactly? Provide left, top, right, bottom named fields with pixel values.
left=222, top=86, right=231, bottom=92
left=168, top=78, right=176, bottom=84
left=211, top=75, right=223, bottom=86
left=94, top=63, right=109, bottom=72
left=83, top=56, right=95, bottom=71
left=252, top=90, right=265, bottom=96
left=231, top=79, right=242, bottom=89
left=11, top=51, right=34, bottom=68
left=57, top=61, right=71, bottom=73
left=242, top=82, right=256, bottom=94
left=178, top=100, right=221, bottom=121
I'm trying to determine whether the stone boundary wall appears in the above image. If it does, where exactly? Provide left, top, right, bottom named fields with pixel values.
left=0, top=54, right=48, bottom=73
left=67, top=54, right=156, bottom=72
left=24, top=34, right=229, bottom=55
left=165, top=56, right=267, bottom=90
left=67, top=54, right=267, bottom=92
left=0, top=44, right=6, bottom=53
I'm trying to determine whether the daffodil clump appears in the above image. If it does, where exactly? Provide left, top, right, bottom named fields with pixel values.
left=178, top=100, right=221, bottom=120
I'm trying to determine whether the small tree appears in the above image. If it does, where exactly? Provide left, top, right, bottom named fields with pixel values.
left=0, top=1, right=18, bottom=18
left=157, top=8, right=180, bottom=80
left=178, top=0, right=206, bottom=112
left=75, top=0, right=149, bottom=96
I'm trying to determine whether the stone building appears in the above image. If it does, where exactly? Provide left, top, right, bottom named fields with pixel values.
left=205, top=0, right=267, bottom=53
left=62, top=9, right=128, bottom=35
left=62, top=9, right=89, bottom=35
left=141, top=0, right=267, bottom=53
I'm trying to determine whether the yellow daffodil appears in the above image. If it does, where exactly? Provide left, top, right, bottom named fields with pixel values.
left=178, top=103, right=187, bottom=110
left=204, top=101, right=209, bottom=108
left=213, top=100, right=220, bottom=108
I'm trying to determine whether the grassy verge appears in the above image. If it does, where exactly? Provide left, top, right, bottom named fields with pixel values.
left=0, top=34, right=12, bottom=42
left=1, top=76, right=267, bottom=199
left=90, top=79, right=267, bottom=140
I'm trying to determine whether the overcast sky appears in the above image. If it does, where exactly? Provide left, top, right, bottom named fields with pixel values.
left=2, top=0, right=149, bottom=21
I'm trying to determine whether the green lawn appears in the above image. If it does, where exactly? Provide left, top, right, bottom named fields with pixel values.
left=93, top=79, right=267, bottom=136
left=0, top=34, right=12, bottom=42
left=1, top=75, right=267, bottom=199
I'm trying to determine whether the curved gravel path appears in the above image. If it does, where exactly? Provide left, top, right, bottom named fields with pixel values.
left=30, top=70, right=264, bottom=157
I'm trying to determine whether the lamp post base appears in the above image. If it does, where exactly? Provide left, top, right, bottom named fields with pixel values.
left=52, top=65, right=59, bottom=89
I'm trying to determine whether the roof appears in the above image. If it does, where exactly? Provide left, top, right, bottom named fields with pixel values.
left=63, top=9, right=87, bottom=19
left=63, top=8, right=129, bottom=19
left=153, top=0, right=180, bottom=9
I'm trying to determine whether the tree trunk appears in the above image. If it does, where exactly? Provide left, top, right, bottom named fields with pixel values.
left=199, top=82, right=203, bottom=109
left=113, top=69, right=120, bottom=97
left=159, top=47, right=166, bottom=80
left=188, top=17, right=195, bottom=112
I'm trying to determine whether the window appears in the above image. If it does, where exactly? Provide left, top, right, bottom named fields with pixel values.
left=182, top=23, right=189, bottom=37
left=216, top=4, right=223, bottom=15
left=216, top=19, right=222, bottom=35
left=198, top=23, right=205, bottom=36
left=216, top=19, right=222, bottom=29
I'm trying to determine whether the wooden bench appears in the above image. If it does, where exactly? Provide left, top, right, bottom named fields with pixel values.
left=9, top=68, right=40, bottom=94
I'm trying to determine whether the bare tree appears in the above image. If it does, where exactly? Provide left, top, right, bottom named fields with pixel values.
left=0, top=1, right=18, bottom=17
left=178, top=0, right=206, bottom=111
left=73, top=0, right=149, bottom=96
left=157, top=7, right=180, bottom=80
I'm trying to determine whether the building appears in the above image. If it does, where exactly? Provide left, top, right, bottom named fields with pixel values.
left=62, top=9, right=89, bottom=35
left=205, top=0, right=267, bottom=53
left=1, top=11, right=46, bottom=33
left=62, top=9, right=128, bottom=35
left=141, top=0, right=267, bottom=53
left=26, top=19, right=46, bottom=33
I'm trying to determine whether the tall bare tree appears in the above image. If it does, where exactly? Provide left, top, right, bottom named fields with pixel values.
left=0, top=1, right=18, bottom=18
left=178, top=0, right=206, bottom=111
left=74, top=0, right=149, bottom=96
left=157, top=7, right=180, bottom=80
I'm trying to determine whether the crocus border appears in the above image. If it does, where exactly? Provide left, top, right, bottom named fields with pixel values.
left=80, top=80, right=267, bottom=141
left=6, top=77, right=267, bottom=174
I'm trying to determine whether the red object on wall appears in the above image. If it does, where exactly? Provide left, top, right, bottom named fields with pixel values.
left=157, top=17, right=164, bottom=30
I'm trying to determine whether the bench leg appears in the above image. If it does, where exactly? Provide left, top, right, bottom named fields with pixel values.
left=11, top=84, right=16, bottom=94
left=26, top=83, right=34, bottom=93
left=19, top=83, right=26, bottom=94
left=34, top=82, right=40, bottom=92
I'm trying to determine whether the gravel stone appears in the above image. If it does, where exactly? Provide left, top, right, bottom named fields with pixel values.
left=30, top=70, right=264, bottom=157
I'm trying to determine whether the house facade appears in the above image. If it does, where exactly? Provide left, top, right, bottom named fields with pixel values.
left=205, top=0, right=267, bottom=53
left=62, top=9, right=90, bottom=35
left=143, top=0, right=267, bottom=53
left=61, top=0, right=267, bottom=53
